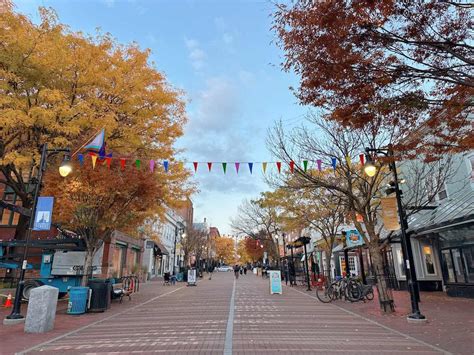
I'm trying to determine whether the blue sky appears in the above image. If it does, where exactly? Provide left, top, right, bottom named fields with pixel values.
left=15, top=0, right=308, bottom=234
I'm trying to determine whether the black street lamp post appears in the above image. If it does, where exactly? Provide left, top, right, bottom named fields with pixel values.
left=299, top=236, right=312, bottom=291
left=364, top=145, right=425, bottom=321
left=7, top=144, right=71, bottom=321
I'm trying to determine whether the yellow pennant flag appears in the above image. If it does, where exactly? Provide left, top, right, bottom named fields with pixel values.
left=91, top=155, right=98, bottom=169
left=262, top=162, right=267, bottom=174
left=346, top=156, right=352, bottom=166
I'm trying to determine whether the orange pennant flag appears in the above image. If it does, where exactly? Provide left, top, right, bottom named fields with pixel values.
left=91, top=154, right=97, bottom=169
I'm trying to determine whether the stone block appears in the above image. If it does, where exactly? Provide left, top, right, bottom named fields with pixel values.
left=24, top=285, right=59, bottom=333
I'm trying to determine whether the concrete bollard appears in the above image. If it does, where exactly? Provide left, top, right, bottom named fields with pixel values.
left=24, top=285, right=59, bottom=333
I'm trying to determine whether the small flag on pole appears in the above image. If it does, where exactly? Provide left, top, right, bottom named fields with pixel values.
left=84, top=129, right=105, bottom=153
left=222, top=162, right=227, bottom=174
left=331, top=157, right=337, bottom=171
left=120, top=158, right=126, bottom=170
left=303, top=160, right=308, bottom=172
left=193, top=162, right=198, bottom=172
left=289, top=161, right=295, bottom=173
left=262, top=162, right=267, bottom=174
left=135, top=159, right=141, bottom=169
left=78, top=154, right=84, bottom=166
left=235, top=162, right=240, bottom=174
left=149, top=160, right=155, bottom=172
left=163, top=160, right=169, bottom=172
left=248, top=162, right=253, bottom=174
left=207, top=162, right=212, bottom=172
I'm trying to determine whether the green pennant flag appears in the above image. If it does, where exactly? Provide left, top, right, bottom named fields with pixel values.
left=303, top=160, right=308, bottom=172
left=135, top=159, right=141, bottom=169
left=222, top=162, right=227, bottom=174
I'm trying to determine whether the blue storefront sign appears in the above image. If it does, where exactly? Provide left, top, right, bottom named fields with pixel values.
left=269, top=270, right=282, bottom=294
left=33, top=197, right=54, bottom=231
left=346, top=229, right=364, bottom=248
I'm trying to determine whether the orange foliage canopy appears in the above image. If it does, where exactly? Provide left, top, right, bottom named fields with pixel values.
left=273, top=1, right=473, bottom=154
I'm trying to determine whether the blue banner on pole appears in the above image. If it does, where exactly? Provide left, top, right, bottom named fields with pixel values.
left=346, top=229, right=364, bottom=248
left=33, top=197, right=54, bottom=231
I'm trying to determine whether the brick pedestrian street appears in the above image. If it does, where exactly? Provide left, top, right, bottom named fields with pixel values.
left=6, top=273, right=458, bottom=355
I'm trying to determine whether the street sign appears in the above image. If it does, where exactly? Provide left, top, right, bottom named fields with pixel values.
left=33, top=197, right=54, bottom=231
left=187, top=268, right=197, bottom=286
left=269, top=270, right=282, bottom=294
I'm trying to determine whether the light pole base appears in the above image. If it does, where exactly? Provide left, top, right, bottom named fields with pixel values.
left=407, top=313, right=427, bottom=323
left=3, top=317, right=25, bottom=326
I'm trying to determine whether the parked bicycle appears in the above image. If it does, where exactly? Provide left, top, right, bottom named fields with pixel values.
left=316, top=276, right=372, bottom=303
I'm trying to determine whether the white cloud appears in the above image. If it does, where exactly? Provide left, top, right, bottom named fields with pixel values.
left=184, top=38, right=206, bottom=71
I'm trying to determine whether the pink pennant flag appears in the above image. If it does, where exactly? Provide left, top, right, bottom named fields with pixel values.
left=317, top=159, right=322, bottom=171
left=149, top=160, right=155, bottom=172
left=235, top=162, right=240, bottom=174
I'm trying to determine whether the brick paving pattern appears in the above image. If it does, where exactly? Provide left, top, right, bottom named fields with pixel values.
left=1, top=273, right=463, bottom=354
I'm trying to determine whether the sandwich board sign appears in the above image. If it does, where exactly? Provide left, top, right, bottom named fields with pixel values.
left=187, top=268, right=197, bottom=286
left=269, top=270, right=282, bottom=294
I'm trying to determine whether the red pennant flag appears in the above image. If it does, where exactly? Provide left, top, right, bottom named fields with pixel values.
left=193, top=162, right=198, bottom=172
left=106, top=157, right=112, bottom=169
left=276, top=162, right=281, bottom=173
left=359, top=153, right=365, bottom=166
left=289, top=161, right=295, bottom=173
left=120, top=158, right=126, bottom=171
left=235, top=162, right=240, bottom=173
left=207, top=162, right=212, bottom=172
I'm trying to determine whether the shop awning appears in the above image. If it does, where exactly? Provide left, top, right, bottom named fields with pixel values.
left=154, top=241, right=170, bottom=256
left=407, top=190, right=474, bottom=236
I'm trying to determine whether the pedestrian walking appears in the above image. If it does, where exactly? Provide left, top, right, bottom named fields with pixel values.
left=234, top=264, right=240, bottom=279
left=208, top=264, right=214, bottom=280
left=243, top=267, right=247, bottom=275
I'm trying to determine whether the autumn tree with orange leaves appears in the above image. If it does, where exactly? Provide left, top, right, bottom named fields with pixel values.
left=273, top=1, right=473, bottom=155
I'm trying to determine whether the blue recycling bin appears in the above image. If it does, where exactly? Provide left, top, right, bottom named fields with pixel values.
left=67, top=286, right=89, bottom=315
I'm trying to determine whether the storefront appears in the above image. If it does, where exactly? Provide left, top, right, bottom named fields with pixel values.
left=398, top=191, right=474, bottom=298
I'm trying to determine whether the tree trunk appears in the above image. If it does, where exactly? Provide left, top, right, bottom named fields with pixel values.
left=325, top=250, right=332, bottom=281
left=368, top=242, right=394, bottom=313
left=81, top=248, right=94, bottom=286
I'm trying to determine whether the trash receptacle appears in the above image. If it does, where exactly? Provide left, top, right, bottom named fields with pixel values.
left=67, top=287, right=89, bottom=315
left=88, top=279, right=110, bottom=312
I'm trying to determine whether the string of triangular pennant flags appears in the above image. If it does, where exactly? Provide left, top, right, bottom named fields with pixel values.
left=76, top=152, right=368, bottom=174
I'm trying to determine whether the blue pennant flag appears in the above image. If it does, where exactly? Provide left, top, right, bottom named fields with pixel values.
left=163, top=160, right=169, bottom=172
left=78, top=154, right=84, bottom=166
left=84, top=129, right=105, bottom=153
left=331, top=157, right=337, bottom=171
left=248, top=162, right=253, bottom=174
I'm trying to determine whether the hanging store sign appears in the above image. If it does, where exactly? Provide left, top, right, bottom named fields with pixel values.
left=346, top=229, right=364, bottom=248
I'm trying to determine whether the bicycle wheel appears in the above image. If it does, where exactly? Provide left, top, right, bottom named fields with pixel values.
left=316, top=282, right=333, bottom=303
left=345, top=279, right=362, bottom=302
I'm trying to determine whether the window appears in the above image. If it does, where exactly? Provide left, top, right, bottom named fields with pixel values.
left=0, top=187, right=21, bottom=226
left=440, top=247, right=473, bottom=284
left=396, top=248, right=406, bottom=277
left=441, top=250, right=456, bottom=283
left=462, top=246, right=474, bottom=283
left=421, top=244, right=436, bottom=275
